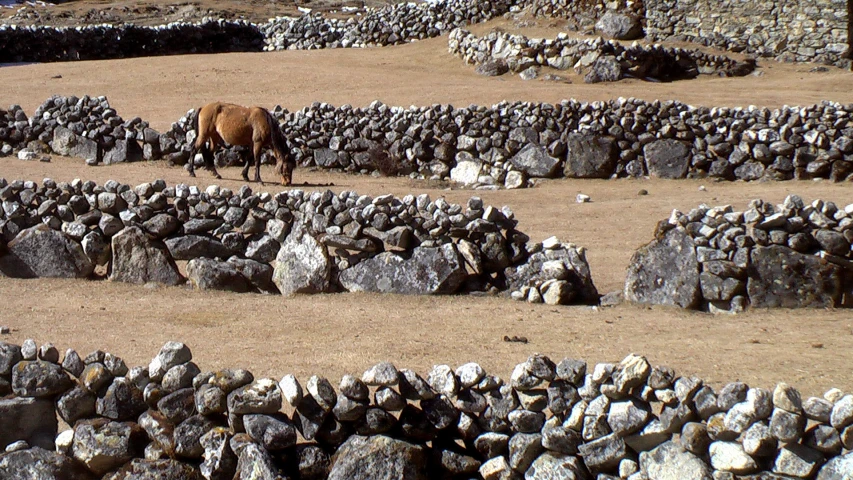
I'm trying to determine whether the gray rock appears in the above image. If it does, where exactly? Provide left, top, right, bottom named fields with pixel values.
left=96, top=378, right=146, bottom=421
left=327, top=435, right=427, bottom=480
left=769, top=408, right=805, bottom=442
left=143, top=213, right=179, bottom=239
left=640, top=440, right=713, bottom=480
left=817, top=451, right=853, bottom=480
left=510, top=143, right=561, bottom=178
left=624, top=227, right=700, bottom=308
left=509, top=432, right=543, bottom=473
left=186, top=258, right=251, bottom=293
left=578, top=433, right=627, bottom=473
left=804, top=397, right=833, bottom=423
left=595, top=11, right=643, bottom=40
left=57, top=385, right=97, bottom=425
left=50, top=126, right=99, bottom=162
left=102, top=458, right=202, bottom=479
left=199, top=427, right=237, bottom=480
left=174, top=415, right=217, bottom=459
left=103, top=139, right=142, bottom=164
left=362, top=362, right=399, bottom=387
left=748, top=245, right=842, bottom=308
left=296, top=444, right=331, bottom=480
left=164, top=235, right=232, bottom=260
left=272, top=230, right=331, bottom=295
left=0, top=224, right=93, bottom=278
left=709, top=441, right=759, bottom=474
left=525, top=452, right=587, bottom=479
left=11, top=360, right=72, bottom=397
left=607, top=399, right=650, bottom=436
left=644, top=140, right=691, bottom=179
left=195, top=384, right=227, bottom=416
left=0, top=397, right=57, bottom=451
left=831, top=395, right=853, bottom=429
left=227, top=379, right=282, bottom=415
left=680, top=422, right=709, bottom=455
left=0, top=447, right=96, bottom=480
left=772, top=444, right=824, bottom=478
left=227, top=257, right=275, bottom=292
left=139, top=410, right=176, bottom=458
left=475, top=60, right=509, bottom=76
left=162, top=362, right=201, bottom=393
left=157, top=388, right=196, bottom=425
left=742, top=422, right=776, bottom=457
left=233, top=442, right=280, bottom=480
left=110, top=227, right=183, bottom=286
left=717, top=383, right=749, bottom=411
left=149, top=341, right=192, bottom=381
left=480, top=456, right=515, bottom=480
left=71, top=419, right=147, bottom=476
left=245, top=235, right=280, bottom=263
left=340, top=244, right=466, bottom=295
left=584, top=55, right=623, bottom=83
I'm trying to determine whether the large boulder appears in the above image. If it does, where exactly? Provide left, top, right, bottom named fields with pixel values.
left=164, top=235, right=232, bottom=260
left=328, top=435, right=428, bottom=480
left=504, top=243, right=599, bottom=304
left=103, top=459, right=202, bottom=480
left=510, top=143, right=561, bottom=178
left=748, top=245, right=843, bottom=308
left=595, top=11, right=644, bottom=40
left=644, top=140, right=691, bottom=179
left=450, top=155, right=482, bottom=185
left=817, top=451, right=853, bottom=479
left=71, top=420, right=147, bottom=476
left=640, top=441, right=713, bottom=480
left=110, top=227, right=183, bottom=286
left=563, top=134, right=618, bottom=178
left=102, top=139, right=143, bottom=165
left=0, top=447, right=95, bottom=480
left=11, top=360, right=73, bottom=398
left=624, top=227, right=700, bottom=309
left=0, top=224, right=93, bottom=278
left=339, top=244, right=466, bottom=295
left=584, top=55, right=623, bottom=83
left=272, top=230, right=331, bottom=295
left=186, top=258, right=251, bottom=293
left=50, top=126, right=99, bottom=162
left=0, top=397, right=58, bottom=450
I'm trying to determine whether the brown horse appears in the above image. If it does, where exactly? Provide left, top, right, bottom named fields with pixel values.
left=188, top=102, right=295, bottom=185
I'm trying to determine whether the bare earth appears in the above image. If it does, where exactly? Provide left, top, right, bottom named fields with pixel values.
left=0, top=17, right=852, bottom=396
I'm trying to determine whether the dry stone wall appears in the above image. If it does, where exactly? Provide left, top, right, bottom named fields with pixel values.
left=447, top=28, right=755, bottom=82
left=2, top=341, right=853, bottom=479
left=0, top=177, right=599, bottom=305
left=625, top=196, right=853, bottom=313
left=4, top=95, right=853, bottom=188
left=643, top=0, right=851, bottom=68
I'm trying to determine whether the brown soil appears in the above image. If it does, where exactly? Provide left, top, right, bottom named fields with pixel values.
left=0, top=16, right=852, bottom=397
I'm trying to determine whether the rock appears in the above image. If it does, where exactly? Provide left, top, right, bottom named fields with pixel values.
left=174, top=415, right=217, bottom=459
left=680, top=422, right=709, bottom=455
left=748, top=245, right=842, bottom=308
left=186, top=258, right=251, bottom=293
left=475, top=60, right=509, bottom=76
left=363, top=362, right=399, bottom=387
left=164, top=235, right=232, bottom=260
left=564, top=133, right=617, bottom=179
left=817, top=451, right=853, bottom=480
left=200, top=427, right=237, bottom=480
left=149, top=341, right=192, bottom=381
left=227, top=379, right=283, bottom=415
left=156, top=388, right=196, bottom=425
left=624, top=227, right=700, bottom=308
left=831, top=395, right=853, bottom=430
left=595, top=11, right=644, bottom=40
left=584, top=55, right=623, bottom=83
left=233, top=442, right=280, bottom=480
left=640, top=440, right=713, bottom=480
left=0, top=447, right=96, bottom=480
left=227, top=257, right=275, bottom=292
left=103, top=139, right=143, bottom=164
left=578, top=433, right=627, bottom=473
left=71, top=419, right=147, bottom=476
left=50, top=126, right=99, bottom=162
left=340, top=244, right=466, bottom=295
left=504, top=170, right=527, bottom=189
left=510, top=143, right=561, bottom=178
left=644, top=140, right=691, bottom=179
left=450, top=156, right=483, bottom=185
left=524, top=452, right=587, bottom=479
left=769, top=408, right=805, bottom=442
left=244, top=414, right=297, bottom=451
left=0, top=224, right=93, bottom=278
left=295, top=444, right=331, bottom=480
left=480, top=456, right=514, bottom=480
left=433, top=448, right=480, bottom=477
left=607, top=399, right=651, bottom=436
left=11, top=360, right=72, bottom=397
left=57, top=386, right=97, bottom=425
left=143, top=214, right=179, bottom=239
left=509, top=432, right=543, bottom=472
left=772, top=444, right=824, bottom=478
left=104, top=458, right=202, bottom=479
left=0, top=397, right=57, bottom=451
left=272, top=230, right=331, bottom=295
left=195, top=384, right=227, bottom=415
left=96, top=378, right=146, bottom=421
left=110, top=227, right=183, bottom=286
left=138, top=411, right=175, bottom=458
left=709, top=441, right=759, bottom=474
left=327, top=435, right=427, bottom=480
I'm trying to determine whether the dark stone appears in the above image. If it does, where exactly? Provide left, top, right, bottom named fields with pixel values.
left=0, top=397, right=57, bottom=451
left=510, top=143, right=561, bottom=178
left=110, top=227, right=183, bottom=286
left=0, top=447, right=95, bottom=480
left=327, top=435, right=428, bottom=480
left=625, top=228, right=700, bottom=308
left=563, top=133, right=618, bottom=179
left=11, top=360, right=73, bottom=398
left=748, top=245, right=843, bottom=308
left=186, top=258, right=251, bottom=293
left=339, top=244, right=466, bottom=295
left=595, top=11, right=644, bottom=40
left=475, top=60, right=509, bottom=76
left=585, top=55, right=623, bottom=83
left=644, top=140, right=691, bottom=179
left=0, top=224, right=93, bottom=278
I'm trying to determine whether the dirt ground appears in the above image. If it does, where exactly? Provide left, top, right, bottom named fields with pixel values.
left=0, top=16, right=852, bottom=397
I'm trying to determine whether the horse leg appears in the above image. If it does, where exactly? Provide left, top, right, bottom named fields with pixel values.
left=203, top=140, right=221, bottom=180
left=241, top=149, right=251, bottom=182
left=253, top=142, right=264, bottom=185
left=187, top=144, right=197, bottom=177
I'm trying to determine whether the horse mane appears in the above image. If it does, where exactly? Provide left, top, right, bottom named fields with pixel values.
left=264, top=109, right=295, bottom=173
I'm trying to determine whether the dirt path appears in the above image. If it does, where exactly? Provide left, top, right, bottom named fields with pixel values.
left=0, top=22, right=852, bottom=397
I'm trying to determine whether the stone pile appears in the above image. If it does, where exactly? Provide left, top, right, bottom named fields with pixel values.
left=0, top=0, right=514, bottom=63
left=522, top=0, right=644, bottom=34
left=0, top=19, right=265, bottom=63
left=644, top=0, right=850, bottom=68
left=448, top=28, right=756, bottom=82
left=5, top=96, right=853, bottom=187
left=3, top=342, right=853, bottom=479
left=625, top=195, right=853, bottom=313
left=0, top=177, right=599, bottom=305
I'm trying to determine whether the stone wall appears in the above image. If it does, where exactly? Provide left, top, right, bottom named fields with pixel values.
left=644, top=0, right=851, bottom=68
left=0, top=0, right=514, bottom=63
left=625, top=196, right=853, bottom=313
left=0, top=177, right=599, bottom=305
left=3, top=95, right=853, bottom=189
left=447, top=28, right=755, bottom=81
left=2, top=341, right=853, bottom=479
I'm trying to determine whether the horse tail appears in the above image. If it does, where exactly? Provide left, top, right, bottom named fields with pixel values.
left=266, top=109, right=292, bottom=175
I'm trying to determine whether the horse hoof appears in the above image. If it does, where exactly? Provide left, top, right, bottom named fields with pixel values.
left=215, top=174, right=222, bottom=180
left=189, top=172, right=196, bottom=178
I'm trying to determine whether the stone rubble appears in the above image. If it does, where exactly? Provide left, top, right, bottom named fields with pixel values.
left=0, top=344, right=851, bottom=479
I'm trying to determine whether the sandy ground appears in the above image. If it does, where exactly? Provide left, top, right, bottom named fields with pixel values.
left=0, top=20, right=852, bottom=397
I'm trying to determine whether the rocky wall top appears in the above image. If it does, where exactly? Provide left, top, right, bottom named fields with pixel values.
left=2, top=341, right=853, bottom=479
left=644, top=0, right=851, bottom=68
left=625, top=195, right=853, bottom=313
